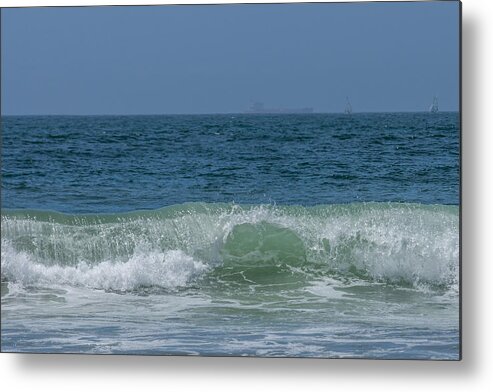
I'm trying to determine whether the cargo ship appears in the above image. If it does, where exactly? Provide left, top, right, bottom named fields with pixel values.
left=245, top=102, right=314, bottom=114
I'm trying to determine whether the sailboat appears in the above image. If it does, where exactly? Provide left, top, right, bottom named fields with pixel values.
left=344, top=96, right=353, bottom=115
left=429, top=96, right=439, bottom=113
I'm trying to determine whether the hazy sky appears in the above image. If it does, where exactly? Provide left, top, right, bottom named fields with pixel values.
left=1, top=2, right=460, bottom=115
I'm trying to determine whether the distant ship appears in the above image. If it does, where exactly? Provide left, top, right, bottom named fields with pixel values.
left=245, top=102, right=313, bottom=114
left=429, top=96, right=439, bottom=113
left=344, top=96, right=353, bottom=115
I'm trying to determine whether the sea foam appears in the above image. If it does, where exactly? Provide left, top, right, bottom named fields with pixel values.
left=1, top=243, right=207, bottom=291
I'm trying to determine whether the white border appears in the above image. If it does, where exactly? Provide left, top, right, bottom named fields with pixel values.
left=2, top=0, right=493, bottom=391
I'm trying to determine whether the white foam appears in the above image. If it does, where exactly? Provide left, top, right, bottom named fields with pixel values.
left=305, top=278, right=346, bottom=299
left=1, top=241, right=208, bottom=292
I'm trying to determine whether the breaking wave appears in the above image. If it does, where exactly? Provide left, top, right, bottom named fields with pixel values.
left=1, top=202, right=459, bottom=293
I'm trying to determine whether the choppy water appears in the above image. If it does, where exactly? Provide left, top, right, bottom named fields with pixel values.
left=1, top=113, right=460, bottom=358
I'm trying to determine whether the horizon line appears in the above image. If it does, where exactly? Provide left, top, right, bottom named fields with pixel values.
left=1, top=110, right=459, bottom=116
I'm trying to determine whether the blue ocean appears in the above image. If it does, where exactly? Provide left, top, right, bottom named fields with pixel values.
left=1, top=112, right=460, bottom=359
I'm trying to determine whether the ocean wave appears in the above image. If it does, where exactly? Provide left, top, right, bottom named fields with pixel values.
left=1, top=202, right=459, bottom=292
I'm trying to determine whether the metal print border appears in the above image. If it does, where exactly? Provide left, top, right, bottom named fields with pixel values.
left=0, top=0, right=462, bottom=360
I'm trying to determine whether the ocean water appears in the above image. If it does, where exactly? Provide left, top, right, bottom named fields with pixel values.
left=1, top=113, right=460, bottom=359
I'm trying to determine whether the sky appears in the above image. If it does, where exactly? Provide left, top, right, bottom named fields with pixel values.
left=1, top=1, right=460, bottom=115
